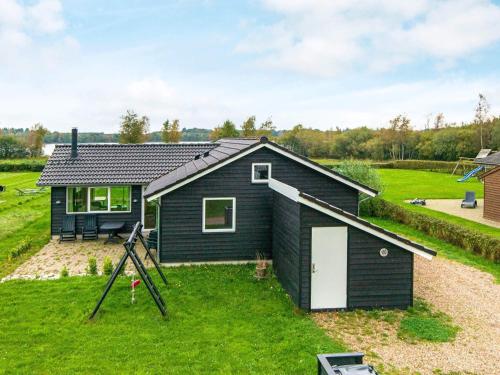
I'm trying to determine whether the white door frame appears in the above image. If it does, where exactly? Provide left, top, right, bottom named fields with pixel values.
left=310, top=226, right=348, bottom=310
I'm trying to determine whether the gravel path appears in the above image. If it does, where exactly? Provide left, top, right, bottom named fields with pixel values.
left=1, top=239, right=153, bottom=281
left=315, top=256, right=500, bottom=375
left=419, top=199, right=500, bottom=229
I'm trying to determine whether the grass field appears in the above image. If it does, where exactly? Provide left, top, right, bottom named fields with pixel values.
left=0, top=265, right=345, bottom=373
left=376, top=169, right=499, bottom=238
left=0, top=172, right=50, bottom=278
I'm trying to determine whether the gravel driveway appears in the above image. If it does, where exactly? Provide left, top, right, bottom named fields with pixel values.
left=315, top=256, right=500, bottom=375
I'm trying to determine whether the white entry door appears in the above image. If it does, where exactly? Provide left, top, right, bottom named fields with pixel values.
left=311, top=226, right=348, bottom=309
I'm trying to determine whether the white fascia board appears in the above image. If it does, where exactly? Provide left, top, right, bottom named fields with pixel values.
left=298, top=196, right=434, bottom=260
left=268, top=178, right=299, bottom=201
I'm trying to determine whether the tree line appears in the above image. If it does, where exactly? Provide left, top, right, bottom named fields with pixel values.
left=0, top=124, right=48, bottom=158
left=1, top=94, right=498, bottom=161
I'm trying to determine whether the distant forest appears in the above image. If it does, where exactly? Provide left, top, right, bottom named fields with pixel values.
left=1, top=127, right=212, bottom=143
left=2, top=118, right=499, bottom=161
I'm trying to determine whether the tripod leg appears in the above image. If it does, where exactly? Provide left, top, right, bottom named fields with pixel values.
left=127, top=245, right=167, bottom=316
left=89, top=252, right=129, bottom=319
left=138, top=232, right=168, bottom=286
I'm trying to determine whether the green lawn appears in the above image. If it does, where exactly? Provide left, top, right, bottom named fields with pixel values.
left=377, top=169, right=499, bottom=238
left=0, top=265, right=345, bottom=373
left=0, top=172, right=50, bottom=278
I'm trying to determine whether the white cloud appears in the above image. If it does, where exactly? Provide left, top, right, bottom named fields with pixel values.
left=237, top=0, right=500, bottom=76
left=0, top=0, right=68, bottom=62
left=28, top=0, right=65, bottom=33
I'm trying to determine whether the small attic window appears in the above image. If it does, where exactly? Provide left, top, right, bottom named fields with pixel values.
left=252, top=163, right=271, bottom=183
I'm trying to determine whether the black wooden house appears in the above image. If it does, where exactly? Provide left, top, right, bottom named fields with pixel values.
left=38, top=130, right=435, bottom=311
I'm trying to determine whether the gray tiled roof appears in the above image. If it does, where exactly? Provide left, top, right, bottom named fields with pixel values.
left=37, top=143, right=215, bottom=186
left=143, top=137, right=379, bottom=198
left=144, top=138, right=261, bottom=197
left=476, top=151, right=500, bottom=166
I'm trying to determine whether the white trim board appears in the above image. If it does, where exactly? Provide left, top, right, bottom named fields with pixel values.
left=146, top=142, right=377, bottom=201
left=268, top=178, right=434, bottom=260
left=299, top=196, right=433, bottom=260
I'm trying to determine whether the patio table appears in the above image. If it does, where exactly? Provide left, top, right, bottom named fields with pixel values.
left=100, top=221, right=126, bottom=244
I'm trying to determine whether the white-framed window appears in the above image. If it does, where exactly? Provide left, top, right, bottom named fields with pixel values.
left=66, top=186, right=132, bottom=214
left=252, top=163, right=271, bottom=183
left=202, top=197, right=236, bottom=233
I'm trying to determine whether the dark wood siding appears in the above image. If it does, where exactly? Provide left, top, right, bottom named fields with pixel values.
left=50, top=185, right=143, bottom=235
left=484, top=167, right=500, bottom=222
left=347, top=228, right=413, bottom=309
left=272, top=192, right=301, bottom=306
left=299, top=205, right=413, bottom=310
left=159, top=147, right=359, bottom=263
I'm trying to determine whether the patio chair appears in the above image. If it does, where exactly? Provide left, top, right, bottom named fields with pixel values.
left=59, top=215, right=76, bottom=242
left=15, top=188, right=26, bottom=196
left=144, top=229, right=158, bottom=260
left=461, top=191, right=477, bottom=209
left=82, top=215, right=98, bottom=241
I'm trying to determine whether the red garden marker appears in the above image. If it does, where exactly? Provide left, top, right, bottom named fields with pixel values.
left=131, top=279, right=141, bottom=288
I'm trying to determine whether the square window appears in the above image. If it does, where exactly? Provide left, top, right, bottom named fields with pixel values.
left=252, top=163, right=271, bottom=183
left=203, top=198, right=236, bottom=233
left=110, top=186, right=131, bottom=212
left=89, top=187, right=109, bottom=212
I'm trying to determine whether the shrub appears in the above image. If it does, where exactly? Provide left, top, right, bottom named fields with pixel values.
left=0, top=158, right=47, bottom=172
left=60, top=266, right=69, bottom=278
left=7, top=238, right=32, bottom=261
left=334, top=159, right=383, bottom=192
left=86, top=256, right=98, bottom=275
left=103, top=257, right=114, bottom=276
left=362, top=197, right=500, bottom=262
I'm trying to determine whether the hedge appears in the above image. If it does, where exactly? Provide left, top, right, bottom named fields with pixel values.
left=379, top=160, right=474, bottom=174
left=320, top=159, right=474, bottom=174
left=361, top=198, right=500, bottom=263
left=0, top=159, right=47, bottom=172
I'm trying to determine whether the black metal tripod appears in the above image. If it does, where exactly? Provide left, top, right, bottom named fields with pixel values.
left=89, top=221, right=168, bottom=319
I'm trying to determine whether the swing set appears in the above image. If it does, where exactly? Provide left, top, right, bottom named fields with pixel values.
left=89, top=221, right=168, bottom=319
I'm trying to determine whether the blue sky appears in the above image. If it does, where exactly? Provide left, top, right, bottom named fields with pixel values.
left=1, top=0, right=500, bottom=132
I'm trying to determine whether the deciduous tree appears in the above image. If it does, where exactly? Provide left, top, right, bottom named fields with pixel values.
left=119, top=110, right=149, bottom=144
left=475, top=93, right=490, bottom=148
left=209, top=120, right=239, bottom=140
left=241, top=116, right=256, bottom=137
left=27, top=123, right=48, bottom=157
left=161, top=119, right=182, bottom=143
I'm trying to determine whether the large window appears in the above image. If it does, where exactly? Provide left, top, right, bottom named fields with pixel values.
left=67, top=187, right=88, bottom=213
left=202, top=197, right=236, bottom=233
left=67, top=186, right=131, bottom=213
left=252, top=163, right=271, bottom=183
